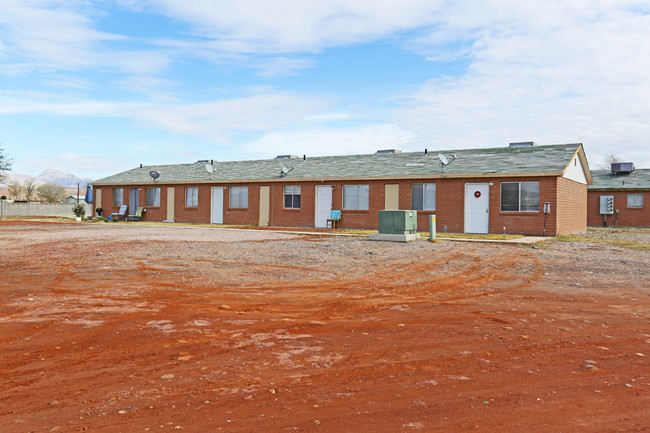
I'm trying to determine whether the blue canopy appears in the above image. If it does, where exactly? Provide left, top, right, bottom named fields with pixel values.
left=84, top=184, right=94, bottom=203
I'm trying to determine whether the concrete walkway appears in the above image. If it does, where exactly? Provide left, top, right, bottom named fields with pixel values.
left=434, top=236, right=548, bottom=244
left=260, top=228, right=550, bottom=244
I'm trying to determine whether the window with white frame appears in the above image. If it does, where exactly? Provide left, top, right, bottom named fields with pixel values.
left=284, top=185, right=301, bottom=209
left=146, top=187, right=160, bottom=207
left=411, top=183, right=436, bottom=211
left=628, top=193, right=644, bottom=208
left=343, top=184, right=369, bottom=210
left=185, top=187, right=198, bottom=207
left=113, top=188, right=123, bottom=206
left=501, top=181, right=539, bottom=212
left=229, top=186, right=248, bottom=208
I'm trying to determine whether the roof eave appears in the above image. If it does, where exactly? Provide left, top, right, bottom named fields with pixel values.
left=91, top=171, right=565, bottom=186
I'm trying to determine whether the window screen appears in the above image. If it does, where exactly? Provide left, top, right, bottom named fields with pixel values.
left=343, top=185, right=369, bottom=210
left=284, top=185, right=301, bottom=209
left=113, top=188, right=123, bottom=206
left=185, top=187, right=198, bottom=207
left=501, top=182, right=539, bottom=212
left=229, top=186, right=248, bottom=208
left=411, top=183, right=436, bottom=211
left=146, top=187, right=160, bottom=207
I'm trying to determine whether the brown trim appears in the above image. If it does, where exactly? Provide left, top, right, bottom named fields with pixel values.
left=589, top=188, right=650, bottom=191
left=92, top=171, right=567, bottom=187
left=561, top=145, right=593, bottom=185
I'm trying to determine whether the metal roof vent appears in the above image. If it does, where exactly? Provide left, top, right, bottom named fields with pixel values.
left=509, top=141, right=537, bottom=147
left=376, top=149, right=401, bottom=154
left=275, top=155, right=299, bottom=159
left=611, top=162, right=635, bottom=174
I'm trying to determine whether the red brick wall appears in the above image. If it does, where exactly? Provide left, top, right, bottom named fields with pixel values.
left=587, top=190, right=650, bottom=227
left=94, top=186, right=127, bottom=218
left=555, top=177, right=587, bottom=234
left=144, top=186, right=167, bottom=221
left=491, top=177, right=559, bottom=236
left=94, top=175, right=589, bottom=235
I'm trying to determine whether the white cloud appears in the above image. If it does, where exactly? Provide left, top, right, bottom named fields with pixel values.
left=393, top=1, right=650, bottom=168
left=138, top=0, right=445, bottom=53
left=2, top=0, right=650, bottom=173
left=0, top=90, right=137, bottom=116
left=0, top=87, right=345, bottom=147
left=0, top=0, right=171, bottom=75
left=112, top=76, right=179, bottom=101
left=131, top=88, right=336, bottom=142
left=256, top=57, right=314, bottom=77
left=19, top=153, right=129, bottom=180
left=305, top=113, right=353, bottom=121
left=243, top=124, right=417, bottom=159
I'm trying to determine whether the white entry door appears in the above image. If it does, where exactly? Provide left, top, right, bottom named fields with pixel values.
left=464, top=183, right=490, bottom=233
left=211, top=187, right=224, bottom=224
left=315, top=185, right=332, bottom=228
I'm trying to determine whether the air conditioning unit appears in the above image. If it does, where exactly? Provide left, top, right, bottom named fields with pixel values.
left=611, top=162, right=634, bottom=174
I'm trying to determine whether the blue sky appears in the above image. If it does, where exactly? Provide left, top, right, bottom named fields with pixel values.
left=1, top=0, right=649, bottom=179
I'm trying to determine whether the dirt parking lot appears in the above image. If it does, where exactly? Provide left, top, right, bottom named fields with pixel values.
left=0, top=221, right=648, bottom=433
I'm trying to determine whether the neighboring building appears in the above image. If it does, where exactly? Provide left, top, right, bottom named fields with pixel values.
left=64, top=195, right=84, bottom=204
left=588, top=165, right=650, bottom=228
left=92, top=142, right=592, bottom=236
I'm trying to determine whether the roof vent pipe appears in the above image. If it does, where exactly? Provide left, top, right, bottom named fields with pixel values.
left=140, top=164, right=142, bottom=168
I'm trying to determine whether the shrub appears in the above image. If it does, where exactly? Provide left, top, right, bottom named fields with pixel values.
left=72, top=203, right=86, bottom=218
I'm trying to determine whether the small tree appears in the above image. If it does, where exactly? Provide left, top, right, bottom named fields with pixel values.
left=0, top=147, right=12, bottom=184
left=600, top=154, right=621, bottom=170
left=8, top=181, right=23, bottom=200
left=23, top=179, right=37, bottom=202
left=72, top=203, right=86, bottom=219
left=37, top=183, right=66, bottom=203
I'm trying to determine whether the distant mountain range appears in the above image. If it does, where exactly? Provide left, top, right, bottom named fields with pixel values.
left=1, top=169, right=93, bottom=188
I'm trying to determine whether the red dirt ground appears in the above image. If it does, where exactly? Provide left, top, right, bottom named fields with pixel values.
left=0, top=221, right=648, bottom=433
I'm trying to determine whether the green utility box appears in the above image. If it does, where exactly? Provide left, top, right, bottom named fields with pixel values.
left=378, top=210, right=418, bottom=234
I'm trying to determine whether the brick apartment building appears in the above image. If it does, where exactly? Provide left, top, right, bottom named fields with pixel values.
left=92, top=142, right=592, bottom=236
left=588, top=166, right=650, bottom=228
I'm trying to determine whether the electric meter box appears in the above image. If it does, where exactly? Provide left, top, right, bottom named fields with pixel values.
left=599, top=196, right=614, bottom=215
left=378, top=210, right=418, bottom=235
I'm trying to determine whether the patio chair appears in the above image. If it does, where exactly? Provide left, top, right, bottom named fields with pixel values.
left=110, top=204, right=128, bottom=221
left=327, top=210, right=342, bottom=229
left=128, top=207, right=145, bottom=221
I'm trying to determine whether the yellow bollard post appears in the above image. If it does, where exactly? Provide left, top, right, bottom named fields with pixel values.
left=429, top=215, right=436, bottom=241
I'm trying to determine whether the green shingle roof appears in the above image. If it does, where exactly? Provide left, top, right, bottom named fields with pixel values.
left=589, top=169, right=650, bottom=190
left=93, top=143, right=585, bottom=185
